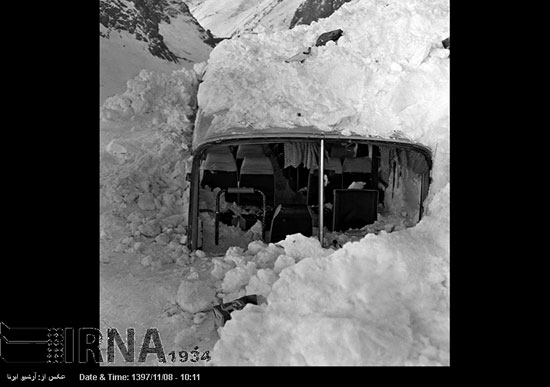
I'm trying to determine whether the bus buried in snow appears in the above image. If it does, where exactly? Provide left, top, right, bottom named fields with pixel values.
left=187, top=109, right=433, bottom=254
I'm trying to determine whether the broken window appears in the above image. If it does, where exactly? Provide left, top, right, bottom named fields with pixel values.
left=190, top=139, right=431, bottom=252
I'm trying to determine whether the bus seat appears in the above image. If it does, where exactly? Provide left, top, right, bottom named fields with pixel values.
left=239, top=156, right=275, bottom=207
left=342, top=156, right=373, bottom=189
left=201, top=147, right=238, bottom=203
left=269, top=204, right=313, bottom=243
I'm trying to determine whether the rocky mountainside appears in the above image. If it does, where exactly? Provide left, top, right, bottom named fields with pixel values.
left=100, top=0, right=212, bottom=104
left=188, top=0, right=305, bottom=37
left=100, top=0, right=354, bottom=104
left=289, top=0, right=352, bottom=28
left=100, top=0, right=213, bottom=63
left=187, top=0, right=353, bottom=38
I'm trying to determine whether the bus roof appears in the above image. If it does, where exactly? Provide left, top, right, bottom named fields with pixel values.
left=192, top=108, right=432, bottom=154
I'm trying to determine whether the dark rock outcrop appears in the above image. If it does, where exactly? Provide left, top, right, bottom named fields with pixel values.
left=289, top=0, right=352, bottom=29
left=100, top=0, right=212, bottom=63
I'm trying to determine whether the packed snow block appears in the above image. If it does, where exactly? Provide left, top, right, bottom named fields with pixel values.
left=155, top=233, right=170, bottom=245
left=141, top=255, right=153, bottom=266
left=106, top=139, right=127, bottom=158
left=246, top=240, right=267, bottom=256
left=176, top=255, right=189, bottom=266
left=176, top=280, right=218, bottom=314
left=245, top=269, right=278, bottom=298
left=221, top=262, right=258, bottom=294
left=194, top=249, right=207, bottom=259
left=277, top=234, right=331, bottom=261
left=315, top=29, right=344, bottom=47
left=211, top=258, right=233, bottom=280
left=137, top=192, right=156, bottom=211
left=159, top=214, right=186, bottom=229
left=273, top=255, right=296, bottom=275
left=284, top=47, right=313, bottom=63
left=253, top=243, right=285, bottom=269
left=138, top=220, right=162, bottom=237
left=223, top=246, right=247, bottom=266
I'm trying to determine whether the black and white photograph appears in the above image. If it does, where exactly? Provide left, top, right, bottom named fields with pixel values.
left=2, top=0, right=450, bottom=379
left=98, top=0, right=449, bottom=367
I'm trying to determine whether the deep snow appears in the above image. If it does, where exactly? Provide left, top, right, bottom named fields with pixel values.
left=99, top=0, right=450, bottom=366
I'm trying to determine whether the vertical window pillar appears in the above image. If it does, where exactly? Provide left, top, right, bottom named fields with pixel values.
left=189, top=155, right=201, bottom=251
left=318, top=139, right=325, bottom=246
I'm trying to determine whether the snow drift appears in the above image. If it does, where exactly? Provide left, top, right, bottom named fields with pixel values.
left=197, top=0, right=449, bottom=148
left=100, top=67, right=201, bottom=270
left=201, top=0, right=450, bottom=365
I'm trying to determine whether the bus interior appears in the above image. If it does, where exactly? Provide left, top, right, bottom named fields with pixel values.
left=191, top=139, right=431, bottom=253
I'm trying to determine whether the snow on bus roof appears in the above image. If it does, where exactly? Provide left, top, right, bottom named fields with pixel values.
left=192, top=108, right=389, bottom=150
left=194, top=0, right=449, bottom=152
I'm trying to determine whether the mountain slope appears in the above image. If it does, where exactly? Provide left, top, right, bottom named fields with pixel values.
left=100, top=0, right=212, bottom=105
left=188, top=0, right=355, bottom=38
left=189, top=0, right=305, bottom=37
left=289, top=0, right=353, bottom=28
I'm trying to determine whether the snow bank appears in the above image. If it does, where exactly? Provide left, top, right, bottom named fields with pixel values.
left=213, top=184, right=449, bottom=365
left=210, top=235, right=330, bottom=303
left=207, top=0, right=450, bottom=366
left=197, top=0, right=449, bottom=150
left=100, top=66, right=202, bottom=269
left=176, top=279, right=218, bottom=313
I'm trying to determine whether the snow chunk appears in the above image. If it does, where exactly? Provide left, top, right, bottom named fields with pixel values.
left=194, top=250, right=207, bottom=259
left=176, top=280, right=218, bottom=314
left=159, top=214, right=186, bottom=228
left=138, top=220, right=162, bottom=238
left=253, top=243, right=284, bottom=269
left=211, top=258, right=234, bottom=280
left=277, top=234, right=331, bottom=261
left=141, top=255, right=153, bottom=267
left=246, top=240, right=266, bottom=256
left=223, top=246, right=247, bottom=266
left=155, top=233, right=170, bottom=245
left=137, top=192, right=156, bottom=211
left=245, top=269, right=278, bottom=298
left=273, top=255, right=296, bottom=275
left=221, top=262, right=257, bottom=294
left=106, top=139, right=127, bottom=158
